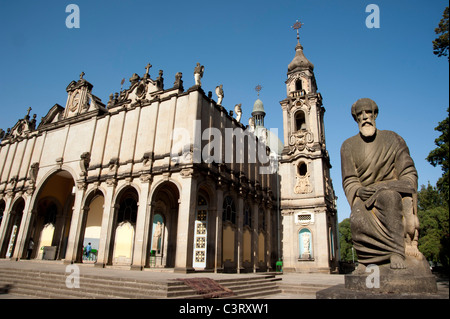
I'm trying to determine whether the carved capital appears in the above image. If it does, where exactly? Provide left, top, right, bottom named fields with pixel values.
left=139, top=174, right=152, bottom=183
left=106, top=178, right=117, bottom=187
left=180, top=168, right=195, bottom=179
left=77, top=180, right=87, bottom=191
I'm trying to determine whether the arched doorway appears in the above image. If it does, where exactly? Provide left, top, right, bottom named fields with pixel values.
left=109, top=187, right=138, bottom=266
left=78, top=190, right=104, bottom=263
left=147, top=181, right=179, bottom=268
left=30, top=170, right=75, bottom=260
left=0, top=198, right=25, bottom=258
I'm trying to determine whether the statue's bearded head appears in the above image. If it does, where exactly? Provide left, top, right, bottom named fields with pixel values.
left=351, top=98, right=378, bottom=137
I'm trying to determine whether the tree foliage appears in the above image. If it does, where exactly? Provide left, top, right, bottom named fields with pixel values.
left=338, top=218, right=356, bottom=262
left=417, top=183, right=449, bottom=268
left=426, top=109, right=449, bottom=204
left=433, top=6, right=449, bottom=60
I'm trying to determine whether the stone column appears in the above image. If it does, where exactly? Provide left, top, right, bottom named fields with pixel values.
left=95, top=181, right=116, bottom=267
left=0, top=195, right=13, bottom=254
left=12, top=193, right=33, bottom=260
left=174, top=170, right=196, bottom=273
left=252, top=203, right=259, bottom=273
left=131, top=176, right=151, bottom=270
left=265, top=207, right=272, bottom=270
left=281, top=209, right=295, bottom=272
left=214, top=187, right=224, bottom=273
left=63, top=183, right=86, bottom=262
left=236, top=195, right=244, bottom=273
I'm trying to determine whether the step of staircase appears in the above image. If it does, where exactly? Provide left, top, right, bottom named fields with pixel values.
left=169, top=275, right=282, bottom=299
left=0, top=267, right=282, bottom=299
left=0, top=267, right=169, bottom=299
left=275, top=282, right=338, bottom=298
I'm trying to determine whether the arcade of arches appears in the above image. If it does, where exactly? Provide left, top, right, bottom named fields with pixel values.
left=0, top=170, right=276, bottom=273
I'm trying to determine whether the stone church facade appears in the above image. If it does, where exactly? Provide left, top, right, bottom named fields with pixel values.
left=0, top=34, right=339, bottom=273
left=0, top=63, right=279, bottom=273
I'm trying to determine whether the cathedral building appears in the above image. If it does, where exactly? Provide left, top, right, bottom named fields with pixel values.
left=0, top=26, right=338, bottom=273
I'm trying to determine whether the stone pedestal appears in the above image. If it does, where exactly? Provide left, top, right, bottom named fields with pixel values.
left=317, top=256, right=441, bottom=299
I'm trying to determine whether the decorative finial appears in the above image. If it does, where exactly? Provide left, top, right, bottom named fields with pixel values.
left=255, top=84, right=262, bottom=97
left=292, top=20, right=304, bottom=44
left=145, top=63, right=152, bottom=75
left=79, top=71, right=85, bottom=80
left=26, top=107, right=32, bottom=117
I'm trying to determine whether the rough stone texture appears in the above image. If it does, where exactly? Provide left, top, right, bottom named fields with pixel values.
left=345, top=256, right=437, bottom=294
left=316, top=284, right=447, bottom=299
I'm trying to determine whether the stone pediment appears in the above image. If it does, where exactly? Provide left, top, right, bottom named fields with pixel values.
left=38, top=104, right=64, bottom=128
left=66, top=77, right=93, bottom=93
left=1, top=109, right=38, bottom=142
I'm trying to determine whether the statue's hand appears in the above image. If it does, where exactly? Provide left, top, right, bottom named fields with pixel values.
left=357, top=186, right=376, bottom=201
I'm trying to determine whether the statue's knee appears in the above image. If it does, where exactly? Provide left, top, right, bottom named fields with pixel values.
left=376, top=189, right=402, bottom=208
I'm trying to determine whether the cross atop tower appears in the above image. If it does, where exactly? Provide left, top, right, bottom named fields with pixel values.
left=255, top=84, right=262, bottom=97
left=292, top=20, right=304, bottom=43
left=79, top=71, right=85, bottom=80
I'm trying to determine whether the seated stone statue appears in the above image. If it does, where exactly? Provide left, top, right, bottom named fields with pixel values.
left=340, top=98, right=421, bottom=270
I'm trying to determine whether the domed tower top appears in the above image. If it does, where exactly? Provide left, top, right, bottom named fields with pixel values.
left=252, top=84, right=266, bottom=127
left=287, top=42, right=314, bottom=74
left=287, top=20, right=314, bottom=74
left=285, top=21, right=318, bottom=97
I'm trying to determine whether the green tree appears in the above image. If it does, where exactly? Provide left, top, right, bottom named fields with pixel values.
left=338, top=218, right=356, bottom=262
left=433, top=6, right=449, bottom=60
left=426, top=110, right=449, bottom=204
left=417, top=183, right=449, bottom=269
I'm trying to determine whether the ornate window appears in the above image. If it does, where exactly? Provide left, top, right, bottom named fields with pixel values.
left=244, top=205, right=251, bottom=228
left=295, top=211, right=314, bottom=225
left=222, top=196, right=236, bottom=224
left=298, top=162, right=307, bottom=176
left=295, top=110, right=306, bottom=131
left=295, top=79, right=302, bottom=91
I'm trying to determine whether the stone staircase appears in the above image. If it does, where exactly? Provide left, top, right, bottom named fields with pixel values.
left=171, top=275, right=283, bottom=299
left=0, top=267, right=282, bottom=299
left=276, top=282, right=334, bottom=299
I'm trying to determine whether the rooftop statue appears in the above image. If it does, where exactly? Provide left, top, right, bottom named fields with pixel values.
left=194, top=62, right=204, bottom=87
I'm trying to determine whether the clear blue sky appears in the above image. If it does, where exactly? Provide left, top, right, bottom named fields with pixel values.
left=1, top=0, right=448, bottom=222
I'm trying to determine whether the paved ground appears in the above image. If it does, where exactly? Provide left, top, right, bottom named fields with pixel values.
left=0, top=259, right=345, bottom=299
left=1, top=259, right=447, bottom=299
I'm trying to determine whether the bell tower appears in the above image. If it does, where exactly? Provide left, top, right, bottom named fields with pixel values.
left=279, top=21, right=339, bottom=273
